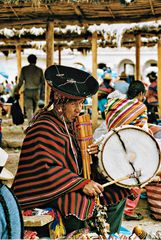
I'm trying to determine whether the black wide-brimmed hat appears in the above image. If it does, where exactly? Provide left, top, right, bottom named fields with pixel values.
left=45, top=65, right=99, bottom=99
left=147, top=71, right=157, bottom=81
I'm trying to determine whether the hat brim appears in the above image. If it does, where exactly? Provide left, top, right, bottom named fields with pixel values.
left=0, top=167, right=14, bottom=180
left=45, top=65, right=99, bottom=99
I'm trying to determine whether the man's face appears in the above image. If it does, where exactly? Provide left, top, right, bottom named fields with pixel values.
left=63, top=98, right=85, bottom=122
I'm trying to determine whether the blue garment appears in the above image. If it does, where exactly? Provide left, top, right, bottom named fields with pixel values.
left=109, top=225, right=132, bottom=239
left=0, top=183, right=23, bottom=239
left=98, top=98, right=108, bottom=113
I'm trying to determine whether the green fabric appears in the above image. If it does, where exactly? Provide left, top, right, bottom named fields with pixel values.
left=63, top=215, right=86, bottom=234
left=107, top=199, right=126, bottom=234
left=63, top=199, right=126, bottom=235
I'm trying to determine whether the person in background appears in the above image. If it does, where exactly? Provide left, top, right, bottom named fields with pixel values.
left=10, top=77, right=18, bottom=97
left=145, top=71, right=158, bottom=124
left=15, top=54, right=45, bottom=121
left=94, top=85, right=161, bottom=221
left=98, top=72, right=114, bottom=119
left=97, top=63, right=107, bottom=72
left=97, top=63, right=107, bottom=84
left=146, top=71, right=158, bottom=104
left=105, top=80, right=147, bottom=221
left=113, top=71, right=130, bottom=95
left=13, top=65, right=135, bottom=237
left=0, top=147, right=24, bottom=239
left=4, top=80, right=12, bottom=94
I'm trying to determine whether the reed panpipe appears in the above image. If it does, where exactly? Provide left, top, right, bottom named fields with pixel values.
left=76, top=114, right=93, bottom=179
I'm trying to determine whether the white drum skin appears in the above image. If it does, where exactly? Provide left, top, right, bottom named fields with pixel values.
left=98, top=125, right=161, bottom=188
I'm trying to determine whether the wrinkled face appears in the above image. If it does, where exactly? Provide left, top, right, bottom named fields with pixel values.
left=63, top=98, right=85, bottom=122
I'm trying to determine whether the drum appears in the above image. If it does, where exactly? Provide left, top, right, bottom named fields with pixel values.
left=98, top=125, right=161, bottom=188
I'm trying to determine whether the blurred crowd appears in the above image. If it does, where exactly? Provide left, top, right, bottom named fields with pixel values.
left=0, top=78, right=16, bottom=103
left=0, top=62, right=159, bottom=126
left=96, top=63, right=159, bottom=123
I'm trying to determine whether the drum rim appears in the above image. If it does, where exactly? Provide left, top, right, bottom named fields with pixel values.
left=99, top=125, right=161, bottom=188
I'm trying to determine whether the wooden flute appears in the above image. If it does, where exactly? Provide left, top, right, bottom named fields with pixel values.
left=76, top=113, right=93, bottom=179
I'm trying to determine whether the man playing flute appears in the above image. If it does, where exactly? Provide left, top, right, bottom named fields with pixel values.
left=12, top=65, right=136, bottom=237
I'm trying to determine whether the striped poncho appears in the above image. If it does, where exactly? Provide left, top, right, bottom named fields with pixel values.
left=13, top=111, right=131, bottom=220
left=105, top=98, right=148, bottom=130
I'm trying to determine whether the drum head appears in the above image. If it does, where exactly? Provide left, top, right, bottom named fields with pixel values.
left=99, top=125, right=161, bottom=188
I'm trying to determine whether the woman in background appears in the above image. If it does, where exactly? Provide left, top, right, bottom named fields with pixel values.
left=105, top=80, right=147, bottom=220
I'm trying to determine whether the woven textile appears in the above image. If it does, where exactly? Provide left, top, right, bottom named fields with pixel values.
left=105, top=98, right=147, bottom=130
left=145, top=182, right=161, bottom=220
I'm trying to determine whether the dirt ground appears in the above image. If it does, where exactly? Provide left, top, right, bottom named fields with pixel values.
left=1, top=117, right=161, bottom=236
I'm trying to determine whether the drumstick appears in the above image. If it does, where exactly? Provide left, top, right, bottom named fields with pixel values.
left=102, top=170, right=141, bottom=188
left=102, top=175, right=130, bottom=188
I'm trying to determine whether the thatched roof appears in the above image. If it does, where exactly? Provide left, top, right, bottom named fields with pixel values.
left=0, top=26, right=117, bottom=52
left=0, top=21, right=161, bottom=53
left=1, top=0, right=161, bottom=53
left=0, top=0, right=161, bottom=29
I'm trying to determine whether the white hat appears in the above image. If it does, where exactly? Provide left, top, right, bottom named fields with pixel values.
left=108, top=90, right=126, bottom=99
left=0, top=147, right=14, bottom=180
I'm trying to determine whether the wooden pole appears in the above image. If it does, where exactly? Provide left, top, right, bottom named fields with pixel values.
left=45, top=21, right=54, bottom=105
left=135, top=34, right=141, bottom=80
left=16, top=45, right=24, bottom=113
left=91, top=32, right=98, bottom=131
left=58, top=46, right=61, bottom=65
left=157, top=38, right=161, bottom=116
left=16, top=45, right=21, bottom=76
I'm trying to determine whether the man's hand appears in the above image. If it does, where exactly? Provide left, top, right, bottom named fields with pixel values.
left=82, top=180, right=103, bottom=197
left=87, top=143, right=99, bottom=155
